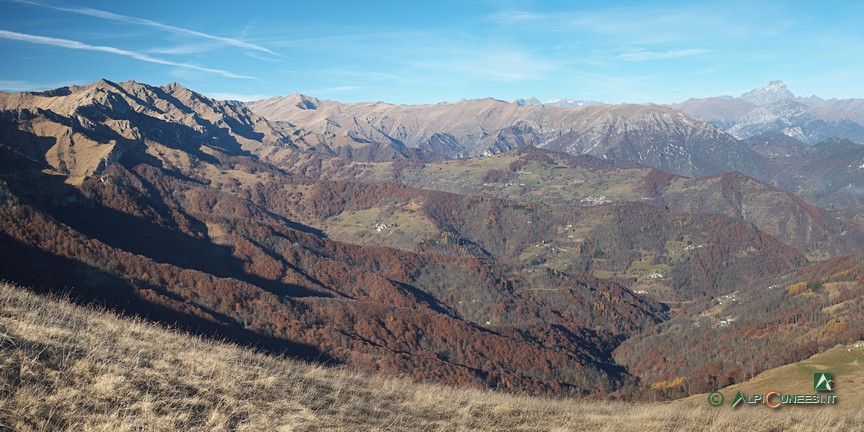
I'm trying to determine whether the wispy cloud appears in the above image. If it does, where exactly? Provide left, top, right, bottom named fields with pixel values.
left=9, top=0, right=279, bottom=56
left=407, top=47, right=558, bottom=83
left=617, top=48, right=708, bottom=61
left=0, top=80, right=36, bottom=92
left=260, top=26, right=557, bottom=84
left=305, top=86, right=364, bottom=95
left=147, top=43, right=219, bottom=55
left=0, top=29, right=256, bottom=79
left=488, top=5, right=773, bottom=45
left=0, top=79, right=85, bottom=92
left=317, top=69, right=412, bottom=84
left=244, top=51, right=285, bottom=63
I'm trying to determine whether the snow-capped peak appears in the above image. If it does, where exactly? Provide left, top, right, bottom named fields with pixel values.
left=544, top=98, right=604, bottom=108
left=740, top=80, right=796, bottom=105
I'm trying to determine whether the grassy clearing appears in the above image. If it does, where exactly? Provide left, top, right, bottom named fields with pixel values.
left=320, top=204, right=438, bottom=252
left=367, top=155, right=653, bottom=206
left=1, top=281, right=862, bottom=431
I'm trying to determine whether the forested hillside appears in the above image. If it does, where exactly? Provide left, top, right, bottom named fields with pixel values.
left=0, top=80, right=862, bottom=400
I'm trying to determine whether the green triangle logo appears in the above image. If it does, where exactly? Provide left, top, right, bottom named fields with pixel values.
left=814, top=373, right=833, bottom=391
left=730, top=391, right=744, bottom=408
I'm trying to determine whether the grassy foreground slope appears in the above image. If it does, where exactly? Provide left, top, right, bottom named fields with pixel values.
left=0, top=282, right=860, bottom=432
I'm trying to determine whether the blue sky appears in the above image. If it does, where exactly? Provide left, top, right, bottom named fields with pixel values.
left=1, top=0, right=863, bottom=104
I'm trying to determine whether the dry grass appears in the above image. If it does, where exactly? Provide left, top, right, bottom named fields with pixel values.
left=0, top=282, right=862, bottom=431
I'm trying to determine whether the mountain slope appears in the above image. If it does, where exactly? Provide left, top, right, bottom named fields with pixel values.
left=0, top=80, right=305, bottom=182
left=675, top=81, right=864, bottom=145
left=0, top=139, right=663, bottom=396
left=0, top=80, right=682, bottom=395
left=1, top=79, right=860, bottom=403
left=727, top=99, right=864, bottom=144
left=540, top=105, right=764, bottom=177
left=4, top=281, right=861, bottom=430
left=753, top=137, right=864, bottom=211
left=615, top=250, right=864, bottom=399
left=286, top=147, right=863, bottom=261
left=247, top=95, right=765, bottom=177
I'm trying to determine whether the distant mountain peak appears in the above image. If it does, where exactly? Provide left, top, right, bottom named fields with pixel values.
left=740, top=80, right=796, bottom=105
left=543, top=98, right=605, bottom=108
left=509, top=97, right=542, bottom=107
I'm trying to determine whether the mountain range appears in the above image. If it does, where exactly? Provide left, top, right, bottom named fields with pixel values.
left=1, top=79, right=863, bottom=401
left=673, top=80, right=864, bottom=145
left=247, top=82, right=864, bottom=210
left=510, top=81, right=864, bottom=147
left=247, top=93, right=764, bottom=178
left=509, top=97, right=605, bottom=108
left=507, top=81, right=864, bottom=146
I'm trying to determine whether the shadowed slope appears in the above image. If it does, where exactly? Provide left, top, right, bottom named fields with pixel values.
left=1, top=281, right=861, bottom=431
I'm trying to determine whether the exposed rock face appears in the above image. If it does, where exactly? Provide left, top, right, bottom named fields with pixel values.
left=0, top=79, right=298, bottom=182
left=727, top=99, right=864, bottom=145
left=740, top=80, right=796, bottom=105
left=247, top=96, right=762, bottom=177
left=674, top=81, right=864, bottom=145
left=541, top=105, right=764, bottom=178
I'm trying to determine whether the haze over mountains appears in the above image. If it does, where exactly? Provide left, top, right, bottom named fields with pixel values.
left=509, top=97, right=605, bottom=108
left=247, top=80, right=864, bottom=210
left=505, top=81, right=864, bottom=146
left=1, top=78, right=863, bottom=402
left=502, top=81, right=864, bottom=146
left=673, top=80, right=864, bottom=145
left=248, top=92, right=762, bottom=179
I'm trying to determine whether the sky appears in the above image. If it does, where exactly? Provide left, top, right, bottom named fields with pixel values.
left=1, top=0, right=863, bottom=105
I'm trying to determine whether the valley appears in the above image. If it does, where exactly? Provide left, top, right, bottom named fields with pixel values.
left=0, top=79, right=862, bottom=408
left=3, top=0, right=864, bottom=428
